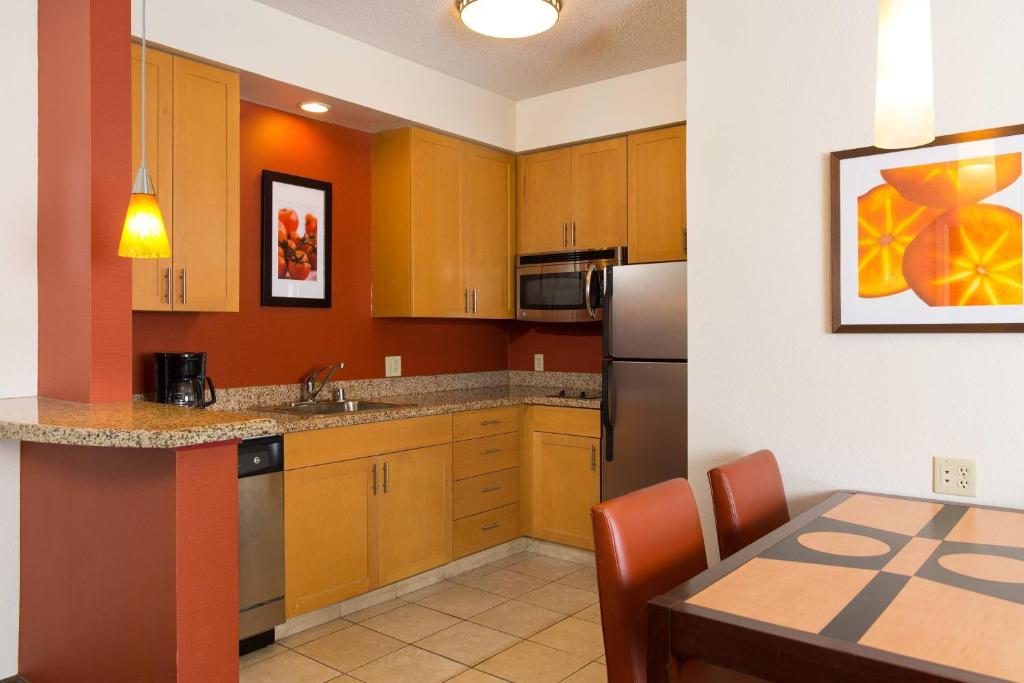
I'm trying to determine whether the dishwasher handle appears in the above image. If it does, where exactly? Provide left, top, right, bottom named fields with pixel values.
left=239, top=436, right=284, bottom=478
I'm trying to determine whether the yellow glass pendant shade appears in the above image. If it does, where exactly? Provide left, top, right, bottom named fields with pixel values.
left=118, top=182, right=170, bottom=258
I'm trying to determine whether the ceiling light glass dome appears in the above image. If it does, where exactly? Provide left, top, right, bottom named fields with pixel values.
left=458, top=0, right=561, bottom=39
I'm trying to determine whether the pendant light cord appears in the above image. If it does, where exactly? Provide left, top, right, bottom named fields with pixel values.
left=139, top=0, right=147, bottom=171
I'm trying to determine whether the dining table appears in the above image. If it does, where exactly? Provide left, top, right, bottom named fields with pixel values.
left=647, top=491, right=1024, bottom=683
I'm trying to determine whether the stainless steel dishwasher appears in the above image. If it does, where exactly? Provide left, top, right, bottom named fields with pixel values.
left=238, top=436, right=285, bottom=653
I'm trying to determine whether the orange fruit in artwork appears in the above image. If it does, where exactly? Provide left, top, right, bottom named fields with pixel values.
left=902, top=204, right=1023, bottom=307
left=881, top=153, right=1021, bottom=208
left=857, top=183, right=944, bottom=297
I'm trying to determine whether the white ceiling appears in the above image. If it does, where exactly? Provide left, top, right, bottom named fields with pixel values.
left=251, top=0, right=686, bottom=100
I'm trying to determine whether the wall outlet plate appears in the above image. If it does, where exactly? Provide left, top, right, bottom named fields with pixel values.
left=933, top=456, right=976, bottom=497
left=534, top=354, right=544, bottom=372
left=385, top=356, right=401, bottom=378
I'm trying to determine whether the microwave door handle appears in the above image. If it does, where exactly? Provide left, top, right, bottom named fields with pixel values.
left=584, top=264, right=598, bottom=319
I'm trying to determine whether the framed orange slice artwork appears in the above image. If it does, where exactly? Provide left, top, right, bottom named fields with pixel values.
left=831, top=124, right=1024, bottom=331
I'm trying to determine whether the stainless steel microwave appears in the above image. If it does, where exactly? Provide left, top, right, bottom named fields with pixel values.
left=516, top=248, right=625, bottom=322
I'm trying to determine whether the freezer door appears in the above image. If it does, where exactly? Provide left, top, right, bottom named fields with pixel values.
left=604, top=261, right=686, bottom=360
left=601, top=360, right=687, bottom=501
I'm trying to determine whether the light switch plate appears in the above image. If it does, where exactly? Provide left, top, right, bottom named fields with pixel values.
left=385, top=356, right=402, bottom=377
left=534, top=354, right=544, bottom=372
left=933, top=456, right=976, bottom=497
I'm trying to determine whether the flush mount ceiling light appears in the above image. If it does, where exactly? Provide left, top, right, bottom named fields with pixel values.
left=874, top=0, right=935, bottom=149
left=458, top=0, right=561, bottom=39
left=299, top=101, right=331, bottom=114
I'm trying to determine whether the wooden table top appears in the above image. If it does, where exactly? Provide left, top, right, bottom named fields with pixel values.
left=649, top=491, right=1024, bottom=683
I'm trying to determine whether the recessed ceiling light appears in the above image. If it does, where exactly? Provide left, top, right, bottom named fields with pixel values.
left=458, top=0, right=561, bottom=39
left=299, top=101, right=331, bottom=114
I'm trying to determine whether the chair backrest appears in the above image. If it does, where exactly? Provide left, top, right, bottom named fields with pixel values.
left=707, top=449, right=790, bottom=560
left=591, top=478, right=708, bottom=683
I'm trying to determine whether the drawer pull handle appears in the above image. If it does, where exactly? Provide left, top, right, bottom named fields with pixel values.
left=481, top=521, right=503, bottom=531
left=481, top=448, right=503, bottom=455
left=481, top=484, right=502, bottom=493
left=480, top=419, right=501, bottom=426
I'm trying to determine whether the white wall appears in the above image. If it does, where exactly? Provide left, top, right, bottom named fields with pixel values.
left=0, top=0, right=37, bottom=674
left=516, top=61, right=686, bottom=151
left=688, top=0, right=1024, bottom=560
left=132, top=0, right=517, bottom=150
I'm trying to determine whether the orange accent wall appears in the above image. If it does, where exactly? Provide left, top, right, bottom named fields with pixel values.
left=507, top=322, right=603, bottom=373
left=132, top=103, right=510, bottom=391
left=38, top=0, right=133, bottom=403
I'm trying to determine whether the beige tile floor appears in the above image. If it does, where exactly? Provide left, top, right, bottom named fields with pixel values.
left=240, top=552, right=607, bottom=683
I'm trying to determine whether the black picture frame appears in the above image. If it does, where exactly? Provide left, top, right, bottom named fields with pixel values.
left=260, top=170, right=332, bottom=308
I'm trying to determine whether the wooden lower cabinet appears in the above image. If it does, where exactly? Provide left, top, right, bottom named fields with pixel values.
left=284, top=457, right=378, bottom=618
left=378, top=444, right=453, bottom=585
left=454, top=503, right=520, bottom=559
left=529, top=432, right=601, bottom=550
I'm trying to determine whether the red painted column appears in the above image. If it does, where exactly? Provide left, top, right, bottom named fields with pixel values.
left=37, top=0, right=132, bottom=403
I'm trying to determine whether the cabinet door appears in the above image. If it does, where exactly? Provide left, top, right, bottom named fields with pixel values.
left=284, top=458, right=379, bottom=618
left=571, top=137, right=627, bottom=250
left=531, top=432, right=600, bottom=550
left=464, top=144, right=515, bottom=319
left=171, top=56, right=240, bottom=312
left=378, top=444, right=453, bottom=584
left=130, top=45, right=174, bottom=310
left=518, top=147, right=572, bottom=254
left=628, top=125, right=686, bottom=263
left=411, top=129, right=466, bottom=317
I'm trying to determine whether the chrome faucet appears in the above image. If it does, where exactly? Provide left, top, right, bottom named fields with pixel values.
left=301, top=362, right=344, bottom=403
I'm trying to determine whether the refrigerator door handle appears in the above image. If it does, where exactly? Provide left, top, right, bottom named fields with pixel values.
left=601, top=362, right=614, bottom=462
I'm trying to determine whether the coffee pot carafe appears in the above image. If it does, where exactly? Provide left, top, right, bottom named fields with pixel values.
left=154, top=352, right=216, bottom=408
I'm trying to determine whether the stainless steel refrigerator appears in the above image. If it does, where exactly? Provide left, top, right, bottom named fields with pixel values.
left=601, top=261, right=687, bottom=501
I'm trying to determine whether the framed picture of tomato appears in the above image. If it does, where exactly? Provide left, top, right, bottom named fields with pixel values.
left=261, top=170, right=332, bottom=308
left=831, top=123, right=1024, bottom=332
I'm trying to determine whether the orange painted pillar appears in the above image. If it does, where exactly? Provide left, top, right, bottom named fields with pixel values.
left=37, top=0, right=133, bottom=403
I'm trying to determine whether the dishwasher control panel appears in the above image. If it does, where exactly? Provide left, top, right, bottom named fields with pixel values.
left=238, top=436, right=284, bottom=477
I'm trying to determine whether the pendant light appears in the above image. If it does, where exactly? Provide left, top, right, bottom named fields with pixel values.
left=458, top=0, right=561, bottom=39
left=119, top=0, right=170, bottom=258
left=874, top=0, right=935, bottom=149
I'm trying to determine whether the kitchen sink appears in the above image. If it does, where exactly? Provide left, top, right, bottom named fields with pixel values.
left=259, top=400, right=412, bottom=415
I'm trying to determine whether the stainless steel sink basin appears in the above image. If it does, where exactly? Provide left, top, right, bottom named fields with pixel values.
left=259, top=400, right=411, bottom=415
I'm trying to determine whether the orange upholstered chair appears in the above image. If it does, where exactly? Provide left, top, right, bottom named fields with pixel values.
left=591, top=478, right=760, bottom=683
left=707, top=449, right=790, bottom=559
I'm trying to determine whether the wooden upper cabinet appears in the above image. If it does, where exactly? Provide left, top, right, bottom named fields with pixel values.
left=130, top=45, right=174, bottom=310
left=464, top=144, right=515, bottom=319
left=130, top=47, right=239, bottom=312
left=171, top=57, right=240, bottom=312
left=571, top=137, right=627, bottom=250
left=517, top=147, right=572, bottom=254
left=378, top=444, right=453, bottom=585
left=371, top=127, right=514, bottom=319
left=628, top=125, right=687, bottom=263
left=284, top=457, right=379, bottom=617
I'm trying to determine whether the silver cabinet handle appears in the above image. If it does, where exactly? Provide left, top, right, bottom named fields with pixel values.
left=383, top=462, right=390, bottom=493
left=480, top=419, right=501, bottom=426
left=473, top=289, right=479, bottom=314
left=562, top=222, right=567, bottom=246
left=465, top=288, right=470, bottom=313
left=481, top=448, right=503, bottom=455
left=591, top=445, right=597, bottom=471
left=164, top=267, right=172, bottom=304
left=179, top=268, right=187, bottom=304
left=372, top=463, right=378, bottom=495
left=571, top=221, right=576, bottom=246
left=482, top=521, right=503, bottom=531
left=584, top=264, right=598, bottom=319
left=481, top=484, right=502, bottom=493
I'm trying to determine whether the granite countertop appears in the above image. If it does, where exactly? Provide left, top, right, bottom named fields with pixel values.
left=0, top=375, right=601, bottom=448
left=240, top=385, right=601, bottom=434
left=0, top=396, right=276, bottom=449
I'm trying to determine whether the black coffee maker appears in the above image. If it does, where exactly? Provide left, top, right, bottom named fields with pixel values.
left=154, top=352, right=217, bottom=408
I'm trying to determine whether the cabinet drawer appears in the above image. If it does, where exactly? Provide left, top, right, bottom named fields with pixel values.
left=453, top=468, right=519, bottom=520
left=453, top=432, right=518, bottom=480
left=453, top=407, right=520, bottom=441
left=285, top=414, right=453, bottom=470
left=453, top=503, right=520, bottom=559
left=529, top=406, right=600, bottom=438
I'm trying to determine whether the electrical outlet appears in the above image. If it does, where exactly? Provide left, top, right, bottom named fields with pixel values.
left=933, top=457, right=976, bottom=497
left=534, top=354, right=544, bottom=372
left=385, top=356, right=402, bottom=378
